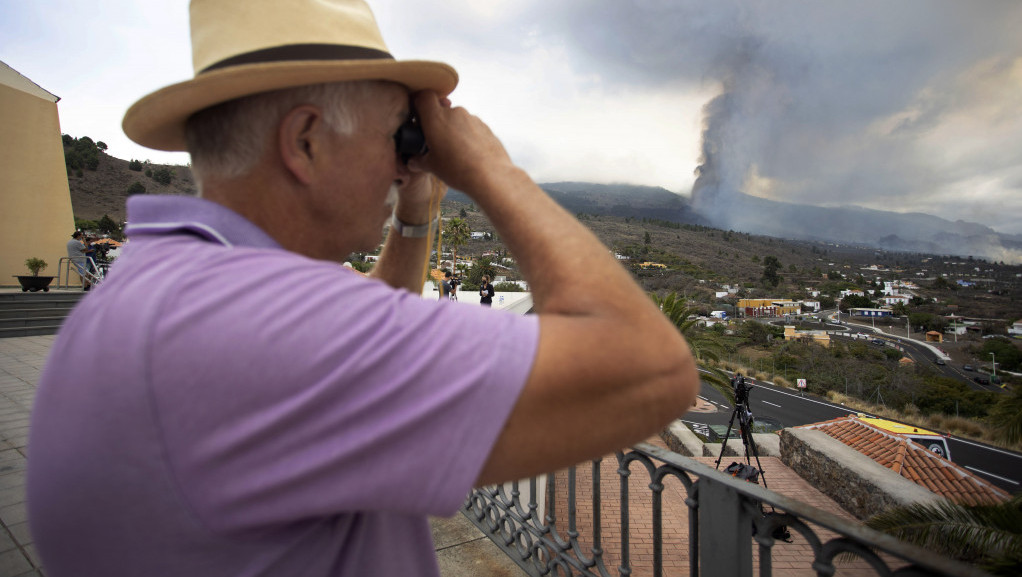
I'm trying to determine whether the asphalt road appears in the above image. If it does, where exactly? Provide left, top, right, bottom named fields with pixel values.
left=683, top=377, right=1022, bottom=494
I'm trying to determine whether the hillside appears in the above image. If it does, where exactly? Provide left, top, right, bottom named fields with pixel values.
left=65, top=143, right=197, bottom=223
left=63, top=141, right=1021, bottom=320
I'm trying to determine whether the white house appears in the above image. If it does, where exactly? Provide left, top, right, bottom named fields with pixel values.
left=881, top=294, right=910, bottom=306
left=1008, top=321, right=1022, bottom=336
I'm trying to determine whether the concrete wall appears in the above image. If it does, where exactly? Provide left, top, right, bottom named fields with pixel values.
left=779, top=428, right=941, bottom=520
left=0, top=64, right=76, bottom=286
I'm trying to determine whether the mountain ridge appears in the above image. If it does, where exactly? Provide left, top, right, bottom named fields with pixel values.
left=65, top=147, right=1019, bottom=263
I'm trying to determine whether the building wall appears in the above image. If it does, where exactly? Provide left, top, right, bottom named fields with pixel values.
left=0, top=70, right=75, bottom=286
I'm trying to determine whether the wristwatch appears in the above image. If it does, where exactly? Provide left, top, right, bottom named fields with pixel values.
left=390, top=215, right=438, bottom=238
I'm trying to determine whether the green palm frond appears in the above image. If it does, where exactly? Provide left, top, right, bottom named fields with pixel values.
left=865, top=495, right=1022, bottom=575
left=989, top=386, right=1022, bottom=445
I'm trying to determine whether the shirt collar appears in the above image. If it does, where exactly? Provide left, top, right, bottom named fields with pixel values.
left=124, top=195, right=282, bottom=249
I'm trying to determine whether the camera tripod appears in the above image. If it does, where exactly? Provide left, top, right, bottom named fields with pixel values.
left=714, top=375, right=770, bottom=490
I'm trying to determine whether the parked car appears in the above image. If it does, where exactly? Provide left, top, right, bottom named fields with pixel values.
left=974, top=375, right=990, bottom=385
left=963, top=364, right=974, bottom=371
left=871, top=339, right=885, bottom=346
left=857, top=415, right=952, bottom=461
left=934, top=358, right=946, bottom=365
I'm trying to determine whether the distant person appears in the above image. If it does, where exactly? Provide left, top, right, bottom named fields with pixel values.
left=65, top=231, right=91, bottom=291
left=28, top=1, right=699, bottom=576
left=479, top=275, right=495, bottom=306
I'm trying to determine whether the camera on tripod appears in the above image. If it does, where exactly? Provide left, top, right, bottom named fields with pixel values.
left=732, top=375, right=754, bottom=407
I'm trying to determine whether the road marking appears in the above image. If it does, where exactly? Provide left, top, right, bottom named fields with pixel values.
left=762, top=401, right=781, bottom=407
left=681, top=420, right=711, bottom=438
left=952, top=437, right=1022, bottom=459
left=964, top=466, right=1020, bottom=485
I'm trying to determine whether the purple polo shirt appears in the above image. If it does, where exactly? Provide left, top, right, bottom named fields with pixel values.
left=28, top=195, right=538, bottom=576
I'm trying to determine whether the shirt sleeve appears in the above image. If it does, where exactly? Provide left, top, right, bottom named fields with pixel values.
left=147, top=247, right=539, bottom=534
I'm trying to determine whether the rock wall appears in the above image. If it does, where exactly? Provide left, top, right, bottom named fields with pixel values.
left=779, top=428, right=941, bottom=520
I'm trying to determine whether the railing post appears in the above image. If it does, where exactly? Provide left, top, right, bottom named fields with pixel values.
left=697, top=476, right=753, bottom=577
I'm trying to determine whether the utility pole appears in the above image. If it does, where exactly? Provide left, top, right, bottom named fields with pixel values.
left=991, top=352, right=997, bottom=378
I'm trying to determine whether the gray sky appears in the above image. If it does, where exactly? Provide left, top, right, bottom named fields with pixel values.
left=3, top=0, right=1021, bottom=234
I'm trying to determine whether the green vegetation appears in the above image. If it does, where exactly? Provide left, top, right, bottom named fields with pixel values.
left=762, top=255, right=782, bottom=287
left=976, top=338, right=1021, bottom=372
left=442, top=217, right=470, bottom=276
left=128, top=159, right=144, bottom=171
left=699, top=321, right=1021, bottom=448
left=62, top=134, right=103, bottom=172
left=127, top=182, right=146, bottom=195
left=73, top=214, right=124, bottom=241
left=865, top=495, right=1022, bottom=576
left=151, top=167, right=174, bottom=185
left=464, top=256, right=496, bottom=290
left=24, top=258, right=47, bottom=276
left=493, top=282, right=525, bottom=292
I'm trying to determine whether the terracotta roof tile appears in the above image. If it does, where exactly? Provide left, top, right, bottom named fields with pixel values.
left=798, top=415, right=1010, bottom=506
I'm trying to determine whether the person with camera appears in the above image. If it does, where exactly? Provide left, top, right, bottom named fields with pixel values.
left=440, top=269, right=459, bottom=301
left=449, top=274, right=460, bottom=301
left=27, top=1, right=699, bottom=575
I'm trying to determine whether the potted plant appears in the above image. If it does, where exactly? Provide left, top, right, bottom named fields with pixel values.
left=15, top=258, right=55, bottom=292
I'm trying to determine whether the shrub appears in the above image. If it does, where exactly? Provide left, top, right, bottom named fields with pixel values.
left=24, top=258, right=48, bottom=276
left=145, top=169, right=152, bottom=177
left=127, top=182, right=146, bottom=195
left=493, top=282, right=525, bottom=292
left=152, top=168, right=173, bottom=185
left=128, top=159, right=143, bottom=171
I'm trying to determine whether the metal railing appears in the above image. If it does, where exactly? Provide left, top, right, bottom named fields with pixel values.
left=57, top=257, right=105, bottom=289
left=463, top=442, right=988, bottom=577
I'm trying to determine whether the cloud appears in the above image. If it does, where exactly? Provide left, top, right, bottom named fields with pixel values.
left=4, top=0, right=1020, bottom=237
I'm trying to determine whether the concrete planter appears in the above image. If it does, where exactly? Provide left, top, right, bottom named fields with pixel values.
left=14, top=275, right=54, bottom=292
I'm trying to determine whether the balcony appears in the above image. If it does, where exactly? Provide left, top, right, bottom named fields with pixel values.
left=456, top=440, right=988, bottom=577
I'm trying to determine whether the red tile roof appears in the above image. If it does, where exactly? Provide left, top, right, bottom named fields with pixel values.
left=798, top=415, right=1010, bottom=506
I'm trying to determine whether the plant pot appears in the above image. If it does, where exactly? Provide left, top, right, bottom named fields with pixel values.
left=14, top=275, right=54, bottom=292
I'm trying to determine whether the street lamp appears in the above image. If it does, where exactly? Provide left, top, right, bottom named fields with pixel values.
left=991, top=352, right=996, bottom=378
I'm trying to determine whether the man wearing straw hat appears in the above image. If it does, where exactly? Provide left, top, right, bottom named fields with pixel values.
left=27, top=1, right=698, bottom=575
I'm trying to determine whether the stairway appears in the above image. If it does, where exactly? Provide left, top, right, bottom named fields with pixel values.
left=0, top=291, right=85, bottom=338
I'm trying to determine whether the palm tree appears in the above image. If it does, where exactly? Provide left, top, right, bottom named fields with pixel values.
left=988, top=385, right=1022, bottom=445
left=443, top=217, right=470, bottom=276
left=865, top=494, right=1022, bottom=576
left=650, top=292, right=734, bottom=404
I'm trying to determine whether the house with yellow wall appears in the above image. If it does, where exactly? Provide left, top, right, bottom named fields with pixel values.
left=1, top=61, right=76, bottom=286
left=737, top=298, right=800, bottom=317
left=783, top=325, right=831, bottom=347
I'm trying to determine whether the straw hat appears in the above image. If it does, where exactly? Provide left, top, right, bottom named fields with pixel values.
left=123, top=0, right=458, bottom=152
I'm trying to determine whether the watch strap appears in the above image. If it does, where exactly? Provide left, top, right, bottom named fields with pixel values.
left=390, top=215, right=437, bottom=238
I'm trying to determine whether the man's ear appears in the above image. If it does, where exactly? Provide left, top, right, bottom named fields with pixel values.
left=278, top=105, right=326, bottom=185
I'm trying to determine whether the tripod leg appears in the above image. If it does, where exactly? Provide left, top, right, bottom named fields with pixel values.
left=740, top=419, right=770, bottom=490
left=714, top=407, right=740, bottom=470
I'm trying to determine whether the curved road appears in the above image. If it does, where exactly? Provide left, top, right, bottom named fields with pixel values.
left=772, top=313, right=1005, bottom=393
left=683, top=377, right=1022, bottom=494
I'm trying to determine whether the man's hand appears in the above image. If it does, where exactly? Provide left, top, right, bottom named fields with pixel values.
left=408, top=91, right=514, bottom=197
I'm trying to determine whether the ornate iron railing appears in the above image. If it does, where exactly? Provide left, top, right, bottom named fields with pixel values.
left=463, top=442, right=988, bottom=577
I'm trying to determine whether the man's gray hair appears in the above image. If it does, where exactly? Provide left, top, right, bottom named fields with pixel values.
left=185, top=80, right=393, bottom=181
